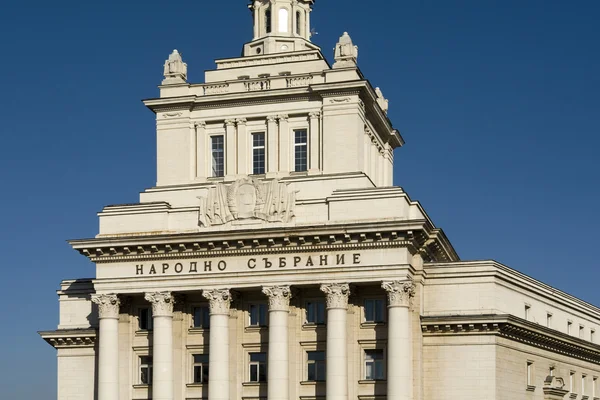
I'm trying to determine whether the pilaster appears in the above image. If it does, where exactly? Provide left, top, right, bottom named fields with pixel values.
left=308, top=111, right=320, bottom=173
left=278, top=114, right=290, bottom=172
left=236, top=118, right=248, bottom=175
left=225, top=119, right=237, bottom=178
left=267, top=115, right=278, bottom=175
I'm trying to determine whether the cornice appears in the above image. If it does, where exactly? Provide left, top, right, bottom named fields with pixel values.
left=421, top=315, right=600, bottom=365
left=39, top=329, right=97, bottom=349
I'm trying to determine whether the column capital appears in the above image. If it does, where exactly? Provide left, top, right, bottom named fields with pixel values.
left=382, top=280, right=416, bottom=308
left=308, top=111, right=321, bottom=119
left=195, top=121, right=206, bottom=129
left=224, top=119, right=236, bottom=127
left=277, top=114, right=289, bottom=122
left=262, top=285, right=292, bottom=311
left=236, top=118, right=247, bottom=126
left=267, top=115, right=278, bottom=123
left=203, top=289, right=233, bottom=315
left=320, top=283, right=350, bottom=310
left=144, top=292, right=175, bottom=317
left=92, top=294, right=121, bottom=319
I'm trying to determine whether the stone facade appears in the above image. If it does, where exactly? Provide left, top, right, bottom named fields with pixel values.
left=40, top=2, right=600, bottom=400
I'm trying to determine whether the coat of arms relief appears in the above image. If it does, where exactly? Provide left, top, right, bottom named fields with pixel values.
left=198, top=177, right=297, bottom=228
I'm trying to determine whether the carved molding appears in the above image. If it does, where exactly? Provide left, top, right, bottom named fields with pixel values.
left=328, top=97, right=352, bottom=104
left=320, top=283, right=350, bottom=310
left=144, top=292, right=175, bottom=317
left=262, top=285, right=292, bottom=311
left=381, top=280, right=415, bottom=308
left=91, top=294, right=121, bottom=319
left=203, top=289, right=232, bottom=315
left=162, top=112, right=183, bottom=118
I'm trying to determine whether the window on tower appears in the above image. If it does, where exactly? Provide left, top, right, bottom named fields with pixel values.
left=252, top=132, right=266, bottom=175
left=211, top=135, right=224, bottom=178
left=294, top=129, right=308, bottom=172
left=278, top=8, right=288, bottom=33
left=265, top=8, right=272, bottom=34
left=296, top=11, right=302, bottom=35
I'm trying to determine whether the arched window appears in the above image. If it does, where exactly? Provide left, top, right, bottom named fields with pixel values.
left=278, top=8, right=288, bottom=33
left=265, top=8, right=272, bottom=34
left=296, top=11, right=302, bottom=35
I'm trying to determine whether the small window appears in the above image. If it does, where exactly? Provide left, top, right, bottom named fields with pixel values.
left=278, top=8, right=288, bottom=33
left=582, top=374, right=587, bottom=396
left=568, top=321, right=573, bottom=335
left=593, top=377, right=597, bottom=398
left=294, top=129, right=308, bottom=172
left=211, top=136, right=225, bottom=178
left=249, top=304, right=268, bottom=327
left=527, top=361, right=533, bottom=386
left=364, top=349, right=385, bottom=381
left=307, top=351, right=326, bottom=381
left=249, top=352, right=267, bottom=382
left=193, top=306, right=210, bottom=329
left=580, top=325, right=585, bottom=339
left=296, top=11, right=301, bottom=35
left=364, top=299, right=385, bottom=323
left=140, top=356, right=153, bottom=385
left=549, top=366, right=555, bottom=377
left=305, top=301, right=325, bottom=325
left=139, top=308, right=153, bottom=331
left=570, top=371, right=575, bottom=393
left=265, top=8, right=272, bottom=34
left=546, top=313, right=552, bottom=328
left=592, top=329, right=596, bottom=343
left=193, top=354, right=209, bottom=384
left=252, top=132, right=266, bottom=175
left=524, top=304, right=531, bottom=320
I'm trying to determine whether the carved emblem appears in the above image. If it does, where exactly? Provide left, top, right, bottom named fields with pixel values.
left=199, top=177, right=297, bottom=227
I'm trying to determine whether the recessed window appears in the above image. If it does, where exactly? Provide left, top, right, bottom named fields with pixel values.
left=580, top=325, right=585, bottom=339
left=364, top=349, right=385, bottom=381
left=296, top=11, right=301, bottom=35
left=252, top=132, right=266, bottom=175
left=592, top=329, right=596, bottom=343
left=570, top=371, right=575, bottom=393
left=593, top=377, right=597, bottom=398
left=211, top=135, right=225, bottom=178
left=193, top=306, right=210, bottom=329
left=249, top=304, right=268, bottom=327
left=265, top=8, right=272, bottom=34
left=527, top=361, right=533, bottom=386
left=549, top=366, right=555, bottom=377
left=305, top=300, right=326, bottom=325
left=568, top=321, right=573, bottom=335
left=140, top=356, right=153, bottom=385
left=193, top=354, right=209, bottom=384
left=278, top=8, right=288, bottom=33
left=249, top=352, right=267, bottom=382
left=546, top=313, right=552, bottom=328
left=294, top=129, right=308, bottom=172
left=307, top=351, right=326, bottom=381
left=524, top=304, right=531, bottom=321
left=364, top=299, right=385, bottom=323
left=582, top=374, right=587, bottom=396
left=139, top=308, right=153, bottom=331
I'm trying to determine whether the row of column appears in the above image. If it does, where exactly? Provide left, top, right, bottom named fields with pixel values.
left=91, top=279, right=415, bottom=400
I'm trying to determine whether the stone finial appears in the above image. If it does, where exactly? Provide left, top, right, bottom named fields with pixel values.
left=163, top=49, right=188, bottom=85
left=375, top=87, right=389, bottom=114
left=333, top=32, right=358, bottom=69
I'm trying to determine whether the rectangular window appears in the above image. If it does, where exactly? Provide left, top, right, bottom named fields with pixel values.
left=527, top=362, right=533, bottom=386
left=249, top=304, right=268, bottom=327
left=583, top=374, right=587, bottom=395
left=593, top=377, right=597, bottom=397
left=547, top=313, right=553, bottom=328
left=139, top=308, right=153, bottom=331
left=252, top=132, right=266, bottom=175
left=568, top=321, right=573, bottom=335
left=249, top=352, right=267, bottom=382
left=580, top=325, right=585, bottom=339
left=140, top=356, right=153, bottom=385
left=364, top=299, right=385, bottom=323
left=592, top=329, right=596, bottom=343
left=549, top=366, right=555, bottom=377
left=193, top=306, right=210, bottom=329
left=525, top=304, right=531, bottom=320
left=294, top=129, right=308, bottom=172
left=193, top=354, right=209, bottom=384
left=570, top=371, right=575, bottom=393
left=211, top=135, right=225, bottom=177
left=305, top=301, right=326, bottom=325
left=364, top=349, right=385, bottom=380
left=307, top=351, right=326, bottom=382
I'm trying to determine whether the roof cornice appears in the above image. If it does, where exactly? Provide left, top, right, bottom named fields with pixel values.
left=39, top=329, right=97, bottom=349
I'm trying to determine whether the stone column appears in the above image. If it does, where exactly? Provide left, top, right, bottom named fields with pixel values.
left=308, top=112, right=320, bottom=172
left=91, top=294, right=121, bottom=400
left=225, top=119, right=237, bottom=177
left=236, top=118, right=248, bottom=175
left=252, top=1, right=259, bottom=39
left=262, top=286, right=292, bottom=400
left=195, top=121, right=206, bottom=179
left=145, top=292, right=175, bottom=400
left=320, top=283, right=350, bottom=400
left=278, top=114, right=289, bottom=172
left=382, top=281, right=416, bottom=400
left=267, top=115, right=278, bottom=175
left=203, top=289, right=233, bottom=400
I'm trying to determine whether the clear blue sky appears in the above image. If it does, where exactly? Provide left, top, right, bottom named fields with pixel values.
left=0, top=0, right=599, bottom=397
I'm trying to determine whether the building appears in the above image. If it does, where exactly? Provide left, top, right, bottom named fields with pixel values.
left=40, top=2, right=600, bottom=400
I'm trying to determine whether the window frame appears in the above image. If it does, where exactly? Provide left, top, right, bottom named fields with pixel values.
left=248, top=303, right=268, bottom=327
left=363, top=348, right=385, bottom=381
left=293, top=128, right=308, bottom=173
left=248, top=352, right=267, bottom=383
left=138, top=307, right=153, bottom=331
left=210, top=134, right=225, bottom=178
left=363, top=298, right=386, bottom=324
left=191, top=305, right=211, bottom=330
left=306, top=350, right=326, bottom=382
left=192, top=354, right=210, bottom=384
left=304, top=300, right=326, bottom=325
left=139, top=355, right=153, bottom=385
left=251, top=132, right=266, bottom=175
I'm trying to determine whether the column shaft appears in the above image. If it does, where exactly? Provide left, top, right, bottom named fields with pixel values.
left=203, top=289, right=233, bottom=400
left=145, top=292, right=175, bottom=400
left=321, top=284, right=350, bottom=400
left=267, top=116, right=278, bottom=175
left=309, top=112, right=320, bottom=172
left=237, top=119, right=248, bottom=175
left=278, top=115, right=289, bottom=172
left=225, top=120, right=236, bottom=177
left=91, top=294, right=121, bottom=400
left=196, top=122, right=206, bottom=179
left=263, top=286, right=292, bottom=400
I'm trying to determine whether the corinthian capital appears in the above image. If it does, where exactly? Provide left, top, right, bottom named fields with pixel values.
left=91, top=294, right=121, bottom=319
left=202, top=289, right=232, bottom=315
left=320, top=283, right=350, bottom=310
left=382, top=280, right=415, bottom=308
left=262, top=286, right=292, bottom=311
left=277, top=114, right=289, bottom=122
left=224, top=119, right=236, bottom=127
left=266, top=115, right=278, bottom=123
left=236, top=118, right=247, bottom=126
left=144, top=292, right=175, bottom=317
left=308, top=111, right=321, bottom=119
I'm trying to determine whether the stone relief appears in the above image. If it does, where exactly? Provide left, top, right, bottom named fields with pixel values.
left=320, top=283, right=350, bottom=309
left=382, top=280, right=416, bottom=308
left=199, top=177, right=297, bottom=227
left=202, top=289, right=233, bottom=315
left=262, top=285, right=292, bottom=311
left=91, top=294, right=120, bottom=319
left=144, top=292, right=175, bottom=317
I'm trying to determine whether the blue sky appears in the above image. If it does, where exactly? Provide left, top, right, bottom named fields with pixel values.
left=0, top=0, right=599, bottom=397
